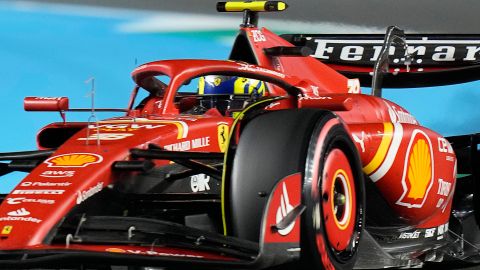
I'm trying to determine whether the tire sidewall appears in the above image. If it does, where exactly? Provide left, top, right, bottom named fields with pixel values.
left=302, top=118, right=365, bottom=270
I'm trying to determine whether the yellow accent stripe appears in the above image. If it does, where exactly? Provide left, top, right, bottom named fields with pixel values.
left=221, top=97, right=284, bottom=236
left=168, top=122, right=185, bottom=139
left=198, top=76, right=205, bottom=95
left=363, top=123, right=394, bottom=175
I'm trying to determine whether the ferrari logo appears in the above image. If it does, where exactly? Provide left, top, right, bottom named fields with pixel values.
left=396, top=130, right=434, bottom=208
left=45, top=153, right=103, bottom=168
left=217, top=124, right=229, bottom=153
left=1, top=226, right=12, bottom=235
left=213, top=77, right=222, bottom=86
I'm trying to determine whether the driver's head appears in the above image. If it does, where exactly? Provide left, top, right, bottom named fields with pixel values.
left=198, top=75, right=265, bottom=96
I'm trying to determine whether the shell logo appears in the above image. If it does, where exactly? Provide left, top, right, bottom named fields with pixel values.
left=406, top=139, right=431, bottom=199
left=396, top=130, right=434, bottom=208
left=45, top=153, right=103, bottom=168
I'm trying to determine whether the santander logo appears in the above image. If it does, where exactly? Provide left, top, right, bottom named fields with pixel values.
left=8, top=208, right=30, bottom=217
left=275, top=182, right=295, bottom=236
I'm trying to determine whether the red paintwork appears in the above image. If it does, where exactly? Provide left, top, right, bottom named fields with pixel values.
left=0, top=23, right=456, bottom=261
left=24, top=97, right=69, bottom=111
left=244, top=27, right=456, bottom=229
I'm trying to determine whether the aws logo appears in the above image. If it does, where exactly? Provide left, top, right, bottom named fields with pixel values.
left=396, top=130, right=434, bottom=208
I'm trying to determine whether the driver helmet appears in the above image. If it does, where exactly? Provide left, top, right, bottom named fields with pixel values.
left=198, top=75, right=265, bottom=96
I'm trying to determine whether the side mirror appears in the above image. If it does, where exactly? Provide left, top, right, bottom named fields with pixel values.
left=24, top=97, right=69, bottom=111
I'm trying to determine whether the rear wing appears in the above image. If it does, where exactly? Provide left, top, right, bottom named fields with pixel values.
left=282, top=31, right=480, bottom=89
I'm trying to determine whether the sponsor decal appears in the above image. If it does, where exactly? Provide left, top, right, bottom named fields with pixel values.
left=347, top=79, right=361, bottom=94
left=8, top=208, right=30, bottom=217
left=438, top=137, right=455, bottom=161
left=12, top=190, right=64, bottom=195
left=6, top=197, right=55, bottom=205
left=34, top=97, right=63, bottom=101
left=265, top=102, right=281, bottom=110
left=40, top=170, right=75, bottom=178
left=275, top=182, right=295, bottom=236
left=310, top=86, right=320, bottom=96
left=89, top=123, right=165, bottom=132
left=396, top=130, right=435, bottom=208
left=1, top=225, right=12, bottom=235
left=299, top=96, right=332, bottom=101
left=237, top=63, right=286, bottom=78
left=45, top=153, right=103, bottom=168
left=97, top=119, right=188, bottom=139
left=436, top=178, right=453, bottom=210
left=77, top=182, right=104, bottom=204
left=251, top=29, right=266, bottom=42
left=0, top=209, right=42, bottom=224
left=395, top=227, right=441, bottom=240
left=352, top=131, right=366, bottom=153
left=217, top=123, right=229, bottom=153
left=20, top=182, right=71, bottom=187
left=105, top=248, right=203, bottom=258
left=384, top=101, right=418, bottom=125
left=438, top=137, right=454, bottom=154
left=78, top=133, right=134, bottom=141
left=164, top=137, right=210, bottom=151
left=0, top=216, right=42, bottom=224
left=399, top=230, right=420, bottom=239
left=437, top=223, right=449, bottom=240
left=425, top=228, right=436, bottom=238
left=309, top=37, right=480, bottom=65
left=190, top=174, right=210, bottom=193
left=437, top=178, right=452, bottom=197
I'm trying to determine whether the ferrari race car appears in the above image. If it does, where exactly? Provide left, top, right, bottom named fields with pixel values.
left=0, top=1, right=480, bottom=269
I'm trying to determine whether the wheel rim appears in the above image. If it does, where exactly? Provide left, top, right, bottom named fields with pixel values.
left=319, top=148, right=356, bottom=252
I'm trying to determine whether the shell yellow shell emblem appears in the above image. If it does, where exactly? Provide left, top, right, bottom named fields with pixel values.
left=45, top=153, right=103, bottom=168
left=217, top=124, right=229, bottom=153
left=406, top=139, right=431, bottom=199
left=396, top=130, right=434, bottom=208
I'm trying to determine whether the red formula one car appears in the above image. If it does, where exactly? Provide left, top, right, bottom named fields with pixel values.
left=0, top=1, right=480, bottom=269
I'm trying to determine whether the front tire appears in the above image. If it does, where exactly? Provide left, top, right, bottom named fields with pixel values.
left=226, top=109, right=364, bottom=269
left=302, top=118, right=365, bottom=270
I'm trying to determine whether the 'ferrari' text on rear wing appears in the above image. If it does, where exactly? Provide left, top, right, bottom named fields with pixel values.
left=282, top=34, right=480, bottom=88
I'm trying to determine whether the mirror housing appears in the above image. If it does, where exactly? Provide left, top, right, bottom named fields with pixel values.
left=24, top=97, right=69, bottom=111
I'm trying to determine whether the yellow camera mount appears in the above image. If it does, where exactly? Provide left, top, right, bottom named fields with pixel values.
left=216, top=1, right=288, bottom=27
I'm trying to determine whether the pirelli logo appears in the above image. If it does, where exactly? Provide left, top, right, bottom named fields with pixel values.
left=305, top=37, right=480, bottom=66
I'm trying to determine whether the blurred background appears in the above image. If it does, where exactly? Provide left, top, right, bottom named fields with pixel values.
left=0, top=0, right=479, bottom=191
